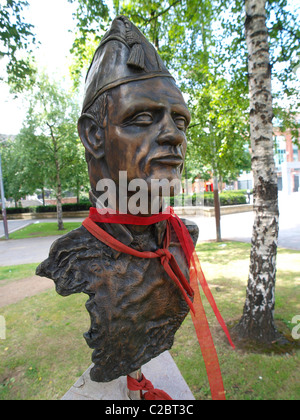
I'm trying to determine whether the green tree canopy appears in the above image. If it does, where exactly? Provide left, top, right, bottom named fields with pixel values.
left=3, top=73, right=89, bottom=228
left=0, top=0, right=37, bottom=92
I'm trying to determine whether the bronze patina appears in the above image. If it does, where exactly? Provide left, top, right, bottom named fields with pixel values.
left=36, top=16, right=198, bottom=383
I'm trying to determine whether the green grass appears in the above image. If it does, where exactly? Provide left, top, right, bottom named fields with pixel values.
left=0, top=241, right=299, bottom=400
left=0, top=264, right=38, bottom=286
left=170, top=242, right=300, bottom=400
left=5, top=222, right=82, bottom=240
left=0, top=291, right=91, bottom=400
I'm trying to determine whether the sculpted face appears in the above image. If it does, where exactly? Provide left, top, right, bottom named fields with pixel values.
left=79, top=76, right=190, bottom=188
left=103, top=77, right=191, bottom=188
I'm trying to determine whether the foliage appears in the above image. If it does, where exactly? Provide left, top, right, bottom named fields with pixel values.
left=0, top=73, right=89, bottom=227
left=219, top=0, right=300, bottom=142
left=0, top=0, right=37, bottom=92
left=186, top=75, right=251, bottom=182
left=67, top=0, right=110, bottom=88
left=167, top=190, right=248, bottom=207
left=0, top=137, right=36, bottom=205
left=68, top=0, right=253, bottom=181
left=35, top=202, right=91, bottom=213
left=6, top=207, right=32, bottom=214
left=3, top=201, right=91, bottom=214
left=17, top=73, right=89, bottom=199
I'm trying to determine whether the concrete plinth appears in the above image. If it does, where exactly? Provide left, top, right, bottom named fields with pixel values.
left=62, top=351, right=195, bottom=400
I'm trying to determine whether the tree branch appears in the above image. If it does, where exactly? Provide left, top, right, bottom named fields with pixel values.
left=140, top=0, right=182, bottom=26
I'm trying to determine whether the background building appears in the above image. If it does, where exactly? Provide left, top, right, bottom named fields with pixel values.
left=274, top=126, right=300, bottom=194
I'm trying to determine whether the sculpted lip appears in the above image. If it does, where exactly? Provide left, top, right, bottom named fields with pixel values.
left=152, top=155, right=184, bottom=167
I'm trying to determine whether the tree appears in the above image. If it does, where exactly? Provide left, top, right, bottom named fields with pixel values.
left=68, top=0, right=299, bottom=341
left=0, top=137, right=29, bottom=206
left=67, top=0, right=109, bottom=88
left=0, top=0, right=37, bottom=92
left=68, top=0, right=251, bottom=243
left=233, top=0, right=280, bottom=344
left=19, top=73, right=88, bottom=230
left=68, top=1, right=220, bottom=86
left=219, top=0, right=300, bottom=141
left=180, top=0, right=251, bottom=241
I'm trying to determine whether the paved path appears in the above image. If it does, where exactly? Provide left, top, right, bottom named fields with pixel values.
left=190, top=192, right=300, bottom=250
left=0, top=195, right=298, bottom=308
left=0, top=219, right=34, bottom=238
left=0, top=235, right=61, bottom=266
left=0, top=193, right=299, bottom=268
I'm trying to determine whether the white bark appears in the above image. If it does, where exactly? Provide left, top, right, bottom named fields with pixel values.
left=235, top=0, right=280, bottom=343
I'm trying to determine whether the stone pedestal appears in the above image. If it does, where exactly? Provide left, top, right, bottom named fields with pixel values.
left=62, top=351, right=194, bottom=400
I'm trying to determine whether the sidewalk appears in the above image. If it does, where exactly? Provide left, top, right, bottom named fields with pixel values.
left=0, top=235, right=61, bottom=266
left=0, top=193, right=299, bottom=267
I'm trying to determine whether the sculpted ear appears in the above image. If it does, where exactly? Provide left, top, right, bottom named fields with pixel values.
left=78, top=114, right=105, bottom=160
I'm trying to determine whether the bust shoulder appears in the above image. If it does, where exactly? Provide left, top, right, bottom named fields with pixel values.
left=36, top=217, right=199, bottom=296
left=180, top=218, right=199, bottom=246
left=36, top=225, right=104, bottom=295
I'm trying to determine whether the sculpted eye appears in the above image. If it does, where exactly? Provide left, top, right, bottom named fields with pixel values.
left=131, top=112, right=153, bottom=125
left=174, top=116, right=187, bottom=131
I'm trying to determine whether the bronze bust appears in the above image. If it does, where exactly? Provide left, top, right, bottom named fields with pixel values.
left=36, top=16, right=198, bottom=383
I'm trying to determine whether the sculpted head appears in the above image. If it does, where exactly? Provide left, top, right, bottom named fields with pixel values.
left=77, top=16, right=190, bottom=210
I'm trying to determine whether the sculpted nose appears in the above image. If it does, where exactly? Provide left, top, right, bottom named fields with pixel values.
left=156, top=115, right=185, bottom=147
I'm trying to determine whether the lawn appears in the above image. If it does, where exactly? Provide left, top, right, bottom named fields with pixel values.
left=5, top=222, right=82, bottom=240
left=0, top=264, right=38, bottom=286
left=0, top=242, right=299, bottom=400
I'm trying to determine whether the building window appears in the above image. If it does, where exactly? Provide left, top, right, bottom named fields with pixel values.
left=274, top=135, right=286, bottom=166
left=293, top=144, right=299, bottom=162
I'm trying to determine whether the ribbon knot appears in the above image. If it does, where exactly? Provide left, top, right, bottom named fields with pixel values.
left=155, top=248, right=172, bottom=264
left=127, top=374, right=172, bottom=400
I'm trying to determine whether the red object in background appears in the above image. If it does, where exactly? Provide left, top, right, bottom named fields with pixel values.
left=205, top=182, right=214, bottom=192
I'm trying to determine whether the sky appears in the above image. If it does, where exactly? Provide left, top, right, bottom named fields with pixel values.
left=0, top=0, right=299, bottom=136
left=0, top=0, right=77, bottom=135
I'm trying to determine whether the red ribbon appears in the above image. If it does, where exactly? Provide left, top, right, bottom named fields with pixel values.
left=127, top=374, right=173, bottom=400
left=82, top=206, right=235, bottom=400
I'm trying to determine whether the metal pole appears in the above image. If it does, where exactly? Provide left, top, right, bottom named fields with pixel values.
left=0, top=151, right=9, bottom=240
left=127, top=369, right=142, bottom=400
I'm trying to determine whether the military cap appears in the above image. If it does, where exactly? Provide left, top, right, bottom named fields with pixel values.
left=82, top=15, right=174, bottom=113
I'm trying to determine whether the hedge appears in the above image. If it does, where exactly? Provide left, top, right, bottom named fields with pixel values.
left=4, top=191, right=248, bottom=214
left=4, top=201, right=91, bottom=215
left=6, top=207, right=33, bottom=214
left=35, top=202, right=91, bottom=213
left=167, top=191, right=247, bottom=207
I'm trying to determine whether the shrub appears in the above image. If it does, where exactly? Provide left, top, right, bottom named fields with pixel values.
left=35, top=202, right=91, bottom=213
left=35, top=205, right=57, bottom=213
left=167, top=190, right=247, bottom=207
left=61, top=202, right=91, bottom=211
left=6, top=207, right=32, bottom=214
left=220, top=192, right=247, bottom=206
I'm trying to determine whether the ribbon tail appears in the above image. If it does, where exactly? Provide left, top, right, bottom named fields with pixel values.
left=189, top=267, right=226, bottom=400
left=169, top=214, right=235, bottom=349
left=191, top=251, right=235, bottom=349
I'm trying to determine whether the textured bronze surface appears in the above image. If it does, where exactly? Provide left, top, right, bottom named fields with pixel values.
left=37, top=220, right=198, bottom=381
left=36, top=16, right=198, bottom=383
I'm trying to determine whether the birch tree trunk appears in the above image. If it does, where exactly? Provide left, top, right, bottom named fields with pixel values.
left=234, top=0, right=280, bottom=344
